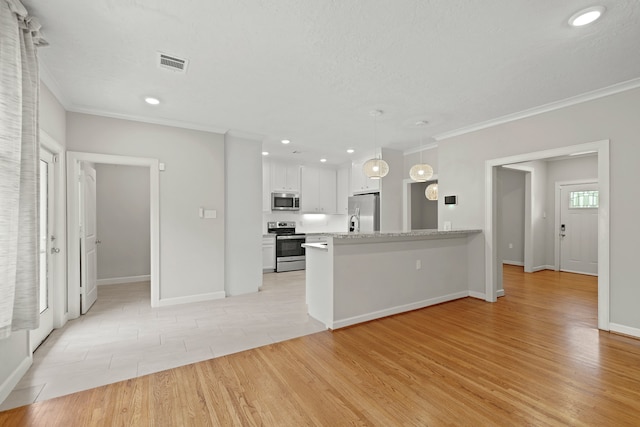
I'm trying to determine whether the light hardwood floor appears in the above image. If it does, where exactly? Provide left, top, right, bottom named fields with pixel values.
left=2, top=266, right=640, bottom=426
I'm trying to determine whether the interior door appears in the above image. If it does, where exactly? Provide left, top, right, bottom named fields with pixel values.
left=30, top=149, right=56, bottom=351
left=80, top=162, right=98, bottom=313
left=560, top=183, right=598, bottom=275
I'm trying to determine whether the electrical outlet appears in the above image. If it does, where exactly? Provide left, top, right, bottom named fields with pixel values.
left=416, top=260, right=421, bottom=270
left=509, top=243, right=513, bottom=249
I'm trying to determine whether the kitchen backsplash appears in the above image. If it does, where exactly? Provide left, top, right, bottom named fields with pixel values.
left=263, top=212, right=348, bottom=234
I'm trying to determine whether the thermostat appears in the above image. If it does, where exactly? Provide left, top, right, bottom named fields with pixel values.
left=444, top=195, right=458, bottom=205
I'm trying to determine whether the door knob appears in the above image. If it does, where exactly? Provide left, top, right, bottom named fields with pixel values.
left=96, top=240, right=102, bottom=244
left=51, top=247, right=60, bottom=254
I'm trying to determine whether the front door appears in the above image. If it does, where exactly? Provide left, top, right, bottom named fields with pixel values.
left=559, top=183, right=598, bottom=275
left=30, top=148, right=57, bottom=351
left=80, top=162, right=98, bottom=313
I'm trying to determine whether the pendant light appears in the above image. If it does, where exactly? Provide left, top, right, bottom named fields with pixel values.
left=363, top=110, right=389, bottom=179
left=425, top=183, right=438, bottom=201
left=409, top=121, right=433, bottom=182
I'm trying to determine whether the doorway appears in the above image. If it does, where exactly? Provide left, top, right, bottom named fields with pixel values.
left=485, top=140, right=610, bottom=330
left=410, top=180, right=438, bottom=230
left=402, top=175, right=439, bottom=231
left=67, top=152, right=160, bottom=320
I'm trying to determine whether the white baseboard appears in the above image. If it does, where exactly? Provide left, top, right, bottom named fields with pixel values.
left=0, top=355, right=32, bottom=405
left=468, top=291, right=485, bottom=299
left=503, top=260, right=524, bottom=266
left=331, top=291, right=468, bottom=330
left=559, top=268, right=598, bottom=276
left=609, top=323, right=640, bottom=339
left=469, top=289, right=504, bottom=300
left=532, top=265, right=556, bottom=272
left=97, top=275, right=151, bottom=286
left=156, top=291, right=226, bottom=307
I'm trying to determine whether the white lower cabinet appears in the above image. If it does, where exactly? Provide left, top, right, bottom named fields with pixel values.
left=262, top=235, right=276, bottom=272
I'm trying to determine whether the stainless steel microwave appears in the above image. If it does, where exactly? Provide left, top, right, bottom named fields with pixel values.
left=271, top=192, right=300, bottom=211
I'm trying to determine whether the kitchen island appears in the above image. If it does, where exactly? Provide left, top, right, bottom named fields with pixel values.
left=303, top=229, right=483, bottom=330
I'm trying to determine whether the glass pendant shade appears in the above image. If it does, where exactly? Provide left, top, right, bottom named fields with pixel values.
left=409, top=163, right=434, bottom=182
left=425, top=183, right=438, bottom=201
left=363, top=158, right=389, bottom=179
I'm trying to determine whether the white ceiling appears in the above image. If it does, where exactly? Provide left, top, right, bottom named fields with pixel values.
left=24, top=0, right=640, bottom=165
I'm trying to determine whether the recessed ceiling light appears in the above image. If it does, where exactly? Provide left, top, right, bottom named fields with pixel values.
left=262, top=151, right=269, bottom=156
left=320, top=158, right=327, bottom=163
left=144, top=97, right=160, bottom=105
left=281, top=139, right=290, bottom=144
left=347, top=149, right=355, bottom=154
left=568, top=6, right=605, bottom=27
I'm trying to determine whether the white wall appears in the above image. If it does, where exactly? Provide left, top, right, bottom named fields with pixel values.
left=224, top=133, right=262, bottom=296
left=40, top=84, right=66, bottom=143
left=380, top=148, right=404, bottom=231
left=545, top=155, right=598, bottom=267
left=66, top=113, right=225, bottom=301
left=403, top=147, right=438, bottom=180
left=95, top=164, right=150, bottom=281
left=497, top=168, right=525, bottom=265
left=437, top=87, right=640, bottom=329
left=522, top=160, right=548, bottom=270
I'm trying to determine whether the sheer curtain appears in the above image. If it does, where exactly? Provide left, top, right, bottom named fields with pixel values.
left=0, top=0, right=48, bottom=339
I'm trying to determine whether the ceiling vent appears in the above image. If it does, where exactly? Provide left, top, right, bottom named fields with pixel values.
left=157, top=52, right=189, bottom=73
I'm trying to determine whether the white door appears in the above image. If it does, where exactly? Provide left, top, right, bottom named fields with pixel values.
left=80, top=162, right=98, bottom=313
left=30, top=149, right=57, bottom=351
left=559, top=183, right=598, bottom=275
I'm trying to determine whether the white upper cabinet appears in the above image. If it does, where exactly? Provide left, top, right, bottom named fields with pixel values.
left=336, top=166, right=349, bottom=214
left=318, top=168, right=337, bottom=214
left=351, top=159, right=380, bottom=194
left=271, top=161, right=300, bottom=193
left=301, top=166, right=336, bottom=213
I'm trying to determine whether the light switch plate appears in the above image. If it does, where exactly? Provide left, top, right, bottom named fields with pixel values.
left=204, top=209, right=217, bottom=219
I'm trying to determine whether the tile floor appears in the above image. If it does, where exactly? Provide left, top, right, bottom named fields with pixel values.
left=0, top=271, right=325, bottom=411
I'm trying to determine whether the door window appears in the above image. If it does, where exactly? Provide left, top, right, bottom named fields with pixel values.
left=569, top=190, right=599, bottom=209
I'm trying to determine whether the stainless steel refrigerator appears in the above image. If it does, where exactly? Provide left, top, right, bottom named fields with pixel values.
left=348, top=193, right=380, bottom=233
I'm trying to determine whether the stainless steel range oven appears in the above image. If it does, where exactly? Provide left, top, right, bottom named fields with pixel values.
left=267, top=221, right=305, bottom=272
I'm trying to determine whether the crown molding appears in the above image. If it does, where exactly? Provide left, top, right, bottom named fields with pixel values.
left=402, top=142, right=439, bottom=156
left=67, top=105, right=229, bottom=135
left=434, top=77, right=640, bottom=141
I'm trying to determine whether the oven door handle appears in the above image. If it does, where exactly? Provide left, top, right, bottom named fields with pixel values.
left=276, top=235, right=305, bottom=240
